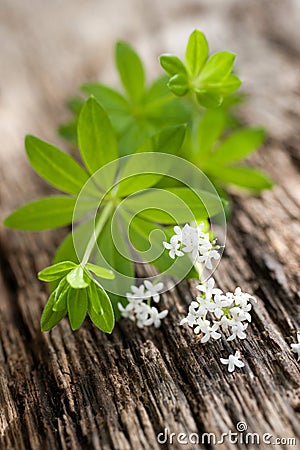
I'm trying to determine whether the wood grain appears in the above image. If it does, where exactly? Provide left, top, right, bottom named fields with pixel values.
left=0, top=0, right=299, bottom=448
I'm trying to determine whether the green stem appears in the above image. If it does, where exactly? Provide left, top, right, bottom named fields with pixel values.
left=81, top=202, right=114, bottom=266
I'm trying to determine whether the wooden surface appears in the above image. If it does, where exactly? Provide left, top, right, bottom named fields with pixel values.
left=0, top=0, right=300, bottom=449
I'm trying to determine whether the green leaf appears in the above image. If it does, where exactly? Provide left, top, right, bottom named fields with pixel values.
left=196, top=91, right=223, bottom=109
left=77, top=97, right=119, bottom=177
left=199, top=52, right=236, bottom=84
left=207, top=166, right=274, bottom=191
left=145, top=75, right=171, bottom=105
left=4, top=196, right=77, bottom=231
left=53, top=278, right=70, bottom=312
left=25, top=135, right=92, bottom=196
left=116, top=41, right=145, bottom=104
left=116, top=126, right=186, bottom=196
left=88, top=282, right=114, bottom=333
left=66, top=266, right=91, bottom=289
left=209, top=128, right=266, bottom=165
left=115, top=155, right=162, bottom=198
left=81, top=83, right=132, bottom=135
left=58, top=122, right=78, bottom=146
left=67, top=96, right=85, bottom=116
left=118, top=120, right=156, bottom=156
left=122, top=187, right=224, bottom=224
left=38, top=261, right=77, bottom=282
left=196, top=108, right=227, bottom=160
left=160, top=54, right=187, bottom=76
left=168, top=74, right=189, bottom=96
left=82, top=83, right=129, bottom=111
left=185, top=30, right=209, bottom=78
left=88, top=281, right=103, bottom=314
left=67, top=288, right=88, bottom=330
left=85, top=263, right=115, bottom=279
left=41, top=291, right=67, bottom=332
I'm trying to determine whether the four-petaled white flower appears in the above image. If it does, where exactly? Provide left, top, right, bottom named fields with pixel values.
left=117, top=303, right=135, bottom=321
left=213, top=295, right=232, bottom=319
left=163, top=236, right=184, bottom=259
left=119, top=280, right=167, bottom=329
left=198, top=249, right=220, bottom=270
left=226, top=320, right=248, bottom=341
left=291, top=334, right=300, bottom=361
left=231, top=287, right=257, bottom=308
left=144, top=307, right=169, bottom=328
left=197, top=319, right=221, bottom=343
left=220, top=351, right=245, bottom=372
left=196, top=277, right=222, bottom=300
left=126, top=284, right=146, bottom=300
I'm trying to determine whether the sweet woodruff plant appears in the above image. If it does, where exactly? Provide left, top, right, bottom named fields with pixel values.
left=4, top=30, right=273, bottom=368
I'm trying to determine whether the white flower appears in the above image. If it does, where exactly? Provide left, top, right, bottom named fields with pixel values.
left=227, top=320, right=248, bottom=341
left=198, top=237, right=212, bottom=252
left=143, top=307, right=168, bottom=328
left=180, top=277, right=255, bottom=346
left=230, top=306, right=251, bottom=323
left=144, top=280, right=164, bottom=303
left=220, top=351, right=245, bottom=372
left=125, top=285, right=145, bottom=312
left=180, top=299, right=212, bottom=328
left=120, top=280, right=167, bottom=329
left=219, top=315, right=231, bottom=330
left=181, top=224, right=199, bottom=259
left=212, top=294, right=232, bottom=319
left=195, top=298, right=215, bottom=316
left=196, top=277, right=222, bottom=300
left=196, top=319, right=221, bottom=343
left=163, top=236, right=184, bottom=259
left=196, top=222, right=205, bottom=235
left=291, top=334, right=300, bottom=361
left=198, top=249, right=220, bottom=270
left=126, top=284, right=146, bottom=301
left=163, top=223, right=220, bottom=269
left=136, top=304, right=151, bottom=328
left=180, top=312, right=197, bottom=327
left=173, top=225, right=183, bottom=241
left=126, top=298, right=144, bottom=312
left=232, top=287, right=256, bottom=308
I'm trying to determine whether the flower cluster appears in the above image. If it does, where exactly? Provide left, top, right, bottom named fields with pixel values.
left=163, top=223, right=220, bottom=270
left=118, top=280, right=168, bottom=328
left=180, top=278, right=256, bottom=343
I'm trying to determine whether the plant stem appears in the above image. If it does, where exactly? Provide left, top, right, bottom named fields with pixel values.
left=81, top=202, right=114, bottom=266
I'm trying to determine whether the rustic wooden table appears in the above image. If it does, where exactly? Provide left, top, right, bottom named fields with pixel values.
left=0, top=0, right=299, bottom=449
